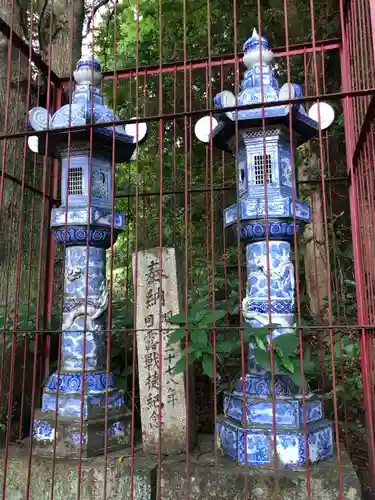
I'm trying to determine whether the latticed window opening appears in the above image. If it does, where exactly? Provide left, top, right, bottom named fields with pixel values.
left=254, top=154, right=272, bottom=184
left=68, top=167, right=83, bottom=195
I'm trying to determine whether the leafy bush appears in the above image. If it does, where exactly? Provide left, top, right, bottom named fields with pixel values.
left=167, top=300, right=306, bottom=387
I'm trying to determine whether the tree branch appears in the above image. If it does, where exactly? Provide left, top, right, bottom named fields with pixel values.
left=83, top=0, right=113, bottom=39
left=38, top=0, right=49, bottom=48
left=14, top=0, right=29, bottom=39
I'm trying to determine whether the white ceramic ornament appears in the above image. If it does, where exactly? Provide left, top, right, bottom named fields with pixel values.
left=308, top=102, right=335, bottom=129
left=243, top=28, right=274, bottom=68
left=28, top=136, right=39, bottom=153
left=194, top=115, right=218, bottom=143
left=130, top=150, right=138, bottom=162
left=219, top=90, right=236, bottom=108
left=279, top=83, right=295, bottom=102
left=28, top=107, right=51, bottom=131
left=124, top=117, right=148, bottom=143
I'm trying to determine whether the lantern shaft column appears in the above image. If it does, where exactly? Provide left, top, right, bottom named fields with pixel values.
left=62, top=245, right=107, bottom=372
left=243, top=239, right=295, bottom=366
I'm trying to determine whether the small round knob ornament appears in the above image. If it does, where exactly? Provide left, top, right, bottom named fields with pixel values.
left=194, top=115, right=219, bottom=143
left=308, top=102, right=335, bottom=129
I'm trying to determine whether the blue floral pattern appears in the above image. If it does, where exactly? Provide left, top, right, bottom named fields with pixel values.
left=239, top=431, right=270, bottom=465
left=51, top=206, right=125, bottom=229
left=42, top=390, right=124, bottom=417
left=224, top=392, right=324, bottom=429
left=234, top=373, right=296, bottom=397
left=239, top=221, right=301, bottom=241
left=223, top=197, right=311, bottom=227
left=45, top=371, right=116, bottom=393
left=33, top=420, right=54, bottom=441
left=217, top=417, right=333, bottom=466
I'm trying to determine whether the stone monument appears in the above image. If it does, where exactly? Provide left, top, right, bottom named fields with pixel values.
left=133, top=247, right=196, bottom=454
left=195, top=29, right=335, bottom=467
left=28, top=54, right=148, bottom=458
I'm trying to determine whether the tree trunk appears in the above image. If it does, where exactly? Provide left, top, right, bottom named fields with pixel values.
left=299, top=148, right=329, bottom=323
left=0, top=1, right=39, bottom=439
left=0, top=0, right=84, bottom=439
left=0, top=3, right=31, bottom=309
left=39, top=0, right=85, bottom=77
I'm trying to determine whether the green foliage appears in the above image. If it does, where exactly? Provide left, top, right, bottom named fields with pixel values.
left=110, top=299, right=134, bottom=405
left=167, top=301, right=304, bottom=386
left=167, top=302, right=230, bottom=378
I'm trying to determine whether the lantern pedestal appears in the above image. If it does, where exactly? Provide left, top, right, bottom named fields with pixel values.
left=217, top=372, right=332, bottom=466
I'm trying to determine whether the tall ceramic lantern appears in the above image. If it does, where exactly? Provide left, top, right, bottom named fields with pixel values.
left=195, top=29, right=335, bottom=467
left=28, top=54, right=147, bottom=457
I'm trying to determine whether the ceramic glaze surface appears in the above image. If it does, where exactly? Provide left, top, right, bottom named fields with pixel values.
left=213, top=29, right=314, bottom=127
left=243, top=241, right=294, bottom=339
left=206, top=30, right=335, bottom=468
left=217, top=418, right=334, bottom=466
left=223, top=392, right=324, bottom=428
left=42, top=390, right=124, bottom=417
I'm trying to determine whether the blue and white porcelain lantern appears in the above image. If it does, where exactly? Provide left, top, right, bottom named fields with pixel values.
left=195, top=29, right=335, bottom=468
left=29, top=54, right=148, bottom=458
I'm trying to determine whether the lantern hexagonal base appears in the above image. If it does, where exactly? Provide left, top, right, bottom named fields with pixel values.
left=216, top=416, right=333, bottom=467
left=51, top=206, right=126, bottom=231
left=223, top=391, right=324, bottom=429
left=41, top=389, right=125, bottom=419
left=32, top=409, right=131, bottom=459
left=50, top=206, right=126, bottom=248
left=234, top=372, right=299, bottom=397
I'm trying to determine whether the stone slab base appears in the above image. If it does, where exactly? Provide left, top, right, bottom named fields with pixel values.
left=0, top=444, right=155, bottom=500
left=0, top=436, right=361, bottom=500
left=160, top=437, right=361, bottom=500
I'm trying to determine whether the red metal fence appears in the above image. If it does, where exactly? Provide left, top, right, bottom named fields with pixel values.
left=0, top=0, right=374, bottom=498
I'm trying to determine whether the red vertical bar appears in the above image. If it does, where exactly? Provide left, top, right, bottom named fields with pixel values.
left=340, top=0, right=375, bottom=491
left=104, top=3, right=120, bottom=499
left=42, top=88, right=61, bottom=380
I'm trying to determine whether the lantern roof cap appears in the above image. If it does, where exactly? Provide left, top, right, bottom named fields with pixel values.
left=195, top=30, right=335, bottom=152
left=28, top=54, right=148, bottom=161
left=243, top=28, right=269, bottom=53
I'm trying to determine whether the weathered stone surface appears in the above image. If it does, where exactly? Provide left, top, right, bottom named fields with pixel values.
left=0, top=436, right=361, bottom=499
left=133, top=247, right=196, bottom=455
left=0, top=444, right=155, bottom=500
left=159, top=436, right=361, bottom=500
